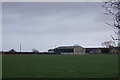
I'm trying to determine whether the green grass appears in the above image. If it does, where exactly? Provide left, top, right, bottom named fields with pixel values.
left=0, top=54, right=2, bottom=79
left=2, top=54, right=118, bottom=78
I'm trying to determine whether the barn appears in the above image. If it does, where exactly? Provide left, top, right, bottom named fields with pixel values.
left=53, top=45, right=85, bottom=54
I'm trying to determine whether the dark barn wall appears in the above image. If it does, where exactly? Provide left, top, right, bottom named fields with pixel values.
left=54, top=48, right=73, bottom=53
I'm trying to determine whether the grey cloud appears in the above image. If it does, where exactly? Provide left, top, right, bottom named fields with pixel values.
left=2, top=2, right=114, bottom=51
left=3, top=2, right=103, bottom=18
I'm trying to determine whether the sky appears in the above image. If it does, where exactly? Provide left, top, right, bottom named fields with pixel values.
left=2, top=2, right=117, bottom=52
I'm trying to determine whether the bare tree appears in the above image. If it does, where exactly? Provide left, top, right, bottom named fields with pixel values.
left=103, top=0, right=120, bottom=47
left=32, top=49, right=39, bottom=53
left=9, top=49, right=16, bottom=53
left=102, top=40, right=116, bottom=48
left=101, top=41, right=120, bottom=54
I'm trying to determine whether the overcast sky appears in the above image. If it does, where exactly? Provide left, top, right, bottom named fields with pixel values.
left=2, top=2, right=116, bottom=52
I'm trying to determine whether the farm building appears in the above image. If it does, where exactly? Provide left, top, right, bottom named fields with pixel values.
left=85, top=48, right=102, bottom=54
left=48, top=49, right=54, bottom=53
left=85, top=47, right=120, bottom=54
left=48, top=45, right=85, bottom=54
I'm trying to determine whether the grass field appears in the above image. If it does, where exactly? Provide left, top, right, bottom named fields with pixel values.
left=0, top=54, right=2, bottom=79
left=2, top=54, right=118, bottom=78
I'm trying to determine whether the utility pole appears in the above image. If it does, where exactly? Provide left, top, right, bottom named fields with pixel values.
left=20, top=43, right=21, bottom=52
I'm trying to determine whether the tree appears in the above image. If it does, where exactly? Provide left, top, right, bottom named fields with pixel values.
left=101, top=41, right=119, bottom=54
left=9, top=49, right=16, bottom=53
left=103, top=0, right=120, bottom=47
left=102, top=40, right=116, bottom=48
left=32, top=49, right=39, bottom=53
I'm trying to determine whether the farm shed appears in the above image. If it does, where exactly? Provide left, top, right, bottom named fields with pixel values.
left=48, top=49, right=54, bottom=53
left=85, top=48, right=102, bottom=54
left=85, top=47, right=120, bottom=54
left=54, top=45, right=85, bottom=54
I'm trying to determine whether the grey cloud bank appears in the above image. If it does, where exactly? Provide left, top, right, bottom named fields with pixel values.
left=2, top=2, right=115, bottom=51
